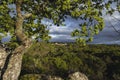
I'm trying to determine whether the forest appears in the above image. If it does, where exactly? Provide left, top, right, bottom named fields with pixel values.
left=0, top=0, right=120, bottom=80
left=19, top=42, right=120, bottom=80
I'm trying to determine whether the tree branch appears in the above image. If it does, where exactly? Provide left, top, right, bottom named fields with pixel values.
left=23, top=13, right=32, bottom=19
left=16, top=0, right=23, bottom=18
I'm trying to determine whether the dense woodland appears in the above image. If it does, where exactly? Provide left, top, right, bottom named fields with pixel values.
left=19, top=42, right=120, bottom=80
left=0, top=0, right=120, bottom=80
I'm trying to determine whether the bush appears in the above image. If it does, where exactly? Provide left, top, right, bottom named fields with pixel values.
left=20, top=43, right=120, bottom=80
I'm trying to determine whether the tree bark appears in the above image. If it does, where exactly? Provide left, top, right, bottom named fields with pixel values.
left=2, top=43, right=31, bottom=80
left=1, top=0, right=32, bottom=80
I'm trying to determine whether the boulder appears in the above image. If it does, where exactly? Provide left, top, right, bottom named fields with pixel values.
left=68, top=72, right=88, bottom=80
left=43, top=75, right=63, bottom=80
left=19, top=74, right=42, bottom=80
left=20, top=74, right=63, bottom=80
left=0, top=46, right=7, bottom=78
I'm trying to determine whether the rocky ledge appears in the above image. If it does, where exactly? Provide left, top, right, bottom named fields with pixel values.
left=20, top=72, right=89, bottom=80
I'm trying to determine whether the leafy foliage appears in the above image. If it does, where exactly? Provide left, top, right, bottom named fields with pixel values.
left=0, top=0, right=120, bottom=45
left=20, top=42, right=120, bottom=80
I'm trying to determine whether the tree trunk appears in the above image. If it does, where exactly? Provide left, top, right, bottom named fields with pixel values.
left=2, top=46, right=24, bottom=80
left=1, top=0, right=32, bottom=80
left=2, top=43, right=31, bottom=80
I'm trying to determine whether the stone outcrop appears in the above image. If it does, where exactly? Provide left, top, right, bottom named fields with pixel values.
left=68, top=72, right=88, bottom=80
left=46, top=76, right=63, bottom=80
left=43, top=72, right=88, bottom=80
left=20, top=72, right=88, bottom=80
left=19, top=74, right=42, bottom=80
left=20, top=74, right=63, bottom=80
left=0, top=46, right=7, bottom=78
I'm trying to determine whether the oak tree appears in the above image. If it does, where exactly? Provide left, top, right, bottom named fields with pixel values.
left=0, top=0, right=119, bottom=80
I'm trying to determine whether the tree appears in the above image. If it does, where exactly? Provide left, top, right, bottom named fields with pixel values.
left=0, top=0, right=119, bottom=80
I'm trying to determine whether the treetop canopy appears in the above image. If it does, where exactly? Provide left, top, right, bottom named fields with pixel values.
left=0, top=0, right=120, bottom=45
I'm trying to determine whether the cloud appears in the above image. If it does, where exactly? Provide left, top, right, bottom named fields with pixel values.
left=1, top=12, right=120, bottom=44
left=49, top=34, right=75, bottom=42
left=48, top=14, right=120, bottom=44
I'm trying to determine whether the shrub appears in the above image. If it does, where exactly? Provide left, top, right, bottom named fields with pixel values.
left=20, top=43, right=120, bottom=80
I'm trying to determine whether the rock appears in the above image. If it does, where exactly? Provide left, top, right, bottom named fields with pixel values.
left=19, top=74, right=42, bottom=80
left=42, top=75, right=63, bottom=80
left=20, top=74, right=64, bottom=80
left=68, top=72, right=88, bottom=80
left=0, top=46, right=7, bottom=78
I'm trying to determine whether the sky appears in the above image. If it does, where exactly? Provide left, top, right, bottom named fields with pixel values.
left=2, top=12, right=120, bottom=44
left=42, top=12, right=120, bottom=44
left=1, top=3, right=120, bottom=44
left=3, top=13, right=120, bottom=44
